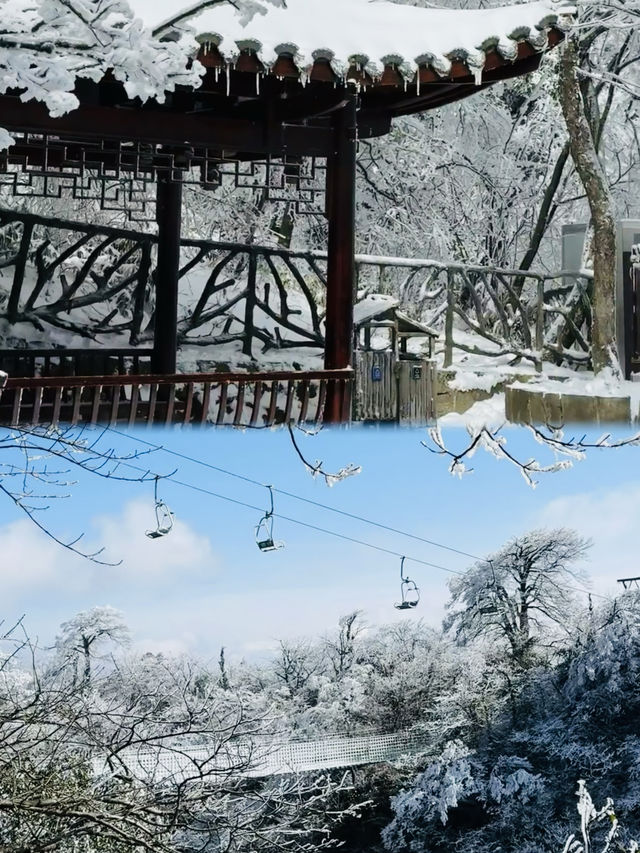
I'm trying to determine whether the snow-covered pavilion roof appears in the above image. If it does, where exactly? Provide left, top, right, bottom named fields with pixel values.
left=139, top=0, right=574, bottom=84
left=0, top=0, right=574, bottom=177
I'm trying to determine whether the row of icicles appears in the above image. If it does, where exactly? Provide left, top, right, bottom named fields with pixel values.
left=144, top=479, right=420, bottom=610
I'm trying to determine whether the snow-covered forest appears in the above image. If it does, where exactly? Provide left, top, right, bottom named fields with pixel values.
left=2, top=0, right=640, bottom=849
left=3, top=527, right=640, bottom=852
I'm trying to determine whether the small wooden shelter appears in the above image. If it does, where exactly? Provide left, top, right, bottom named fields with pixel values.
left=353, top=294, right=438, bottom=423
left=0, top=0, right=570, bottom=426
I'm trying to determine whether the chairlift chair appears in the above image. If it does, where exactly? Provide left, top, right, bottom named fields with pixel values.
left=476, top=563, right=499, bottom=614
left=145, top=477, right=174, bottom=539
left=255, top=485, right=284, bottom=552
left=394, top=556, right=420, bottom=611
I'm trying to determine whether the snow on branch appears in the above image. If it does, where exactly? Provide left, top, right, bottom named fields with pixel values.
left=287, top=426, right=361, bottom=487
left=423, top=424, right=640, bottom=488
left=562, top=781, right=638, bottom=853
left=0, top=423, right=168, bottom=563
left=0, top=0, right=205, bottom=148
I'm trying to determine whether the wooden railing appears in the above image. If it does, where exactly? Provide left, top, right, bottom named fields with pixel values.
left=0, top=208, right=327, bottom=358
left=0, top=348, right=153, bottom=378
left=353, top=253, right=594, bottom=370
left=0, top=369, right=352, bottom=428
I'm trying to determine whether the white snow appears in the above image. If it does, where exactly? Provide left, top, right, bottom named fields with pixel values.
left=138, top=0, right=575, bottom=80
left=0, top=0, right=204, bottom=150
left=439, top=393, right=507, bottom=430
left=353, top=294, right=399, bottom=326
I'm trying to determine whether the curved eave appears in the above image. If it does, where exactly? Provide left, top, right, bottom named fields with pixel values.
left=0, top=23, right=564, bottom=159
left=361, top=37, right=555, bottom=125
left=190, top=26, right=562, bottom=137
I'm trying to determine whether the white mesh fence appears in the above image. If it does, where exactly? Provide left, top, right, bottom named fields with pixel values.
left=95, top=728, right=428, bottom=784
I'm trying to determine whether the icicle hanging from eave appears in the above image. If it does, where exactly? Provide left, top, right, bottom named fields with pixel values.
left=187, top=4, right=573, bottom=95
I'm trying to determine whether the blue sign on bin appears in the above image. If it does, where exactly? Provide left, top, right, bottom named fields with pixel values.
left=372, top=365, right=383, bottom=382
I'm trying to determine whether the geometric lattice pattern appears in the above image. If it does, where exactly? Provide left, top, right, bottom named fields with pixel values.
left=0, top=134, right=326, bottom=222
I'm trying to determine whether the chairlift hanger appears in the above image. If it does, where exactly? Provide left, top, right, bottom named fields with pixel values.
left=145, top=476, right=174, bottom=539
left=394, top=556, right=420, bottom=611
left=477, top=560, right=499, bottom=614
left=255, top=485, right=284, bottom=552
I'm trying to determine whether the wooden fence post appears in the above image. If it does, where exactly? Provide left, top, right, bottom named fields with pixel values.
left=444, top=272, right=454, bottom=369
left=535, top=278, right=545, bottom=373
left=243, top=250, right=257, bottom=357
left=324, top=92, right=357, bottom=423
left=152, top=171, right=183, bottom=375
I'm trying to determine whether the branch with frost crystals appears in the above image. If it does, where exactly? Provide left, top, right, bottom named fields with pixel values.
left=0, top=0, right=204, bottom=150
left=0, top=423, right=167, bottom=563
left=421, top=424, right=640, bottom=488
left=287, top=426, right=361, bottom=487
left=561, top=781, right=638, bottom=853
left=527, top=427, right=640, bottom=471
left=577, top=0, right=640, bottom=26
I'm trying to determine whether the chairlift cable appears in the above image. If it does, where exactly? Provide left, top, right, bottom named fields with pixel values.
left=166, top=476, right=461, bottom=573
left=79, top=427, right=608, bottom=600
left=105, top=427, right=483, bottom=561
left=127, top=464, right=609, bottom=599
left=79, top=437, right=465, bottom=574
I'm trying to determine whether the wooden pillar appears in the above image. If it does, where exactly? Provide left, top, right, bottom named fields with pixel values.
left=323, top=92, right=357, bottom=424
left=152, top=171, right=183, bottom=375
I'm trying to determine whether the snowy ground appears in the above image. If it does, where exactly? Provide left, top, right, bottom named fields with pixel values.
left=433, top=329, right=640, bottom=427
left=3, top=256, right=638, bottom=426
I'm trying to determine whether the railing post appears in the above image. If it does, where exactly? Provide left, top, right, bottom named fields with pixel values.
left=324, top=91, right=357, bottom=424
left=243, top=250, right=257, bottom=358
left=444, top=272, right=454, bottom=369
left=378, top=264, right=387, bottom=293
left=8, top=221, right=33, bottom=324
left=535, top=278, right=545, bottom=373
left=152, top=170, right=183, bottom=375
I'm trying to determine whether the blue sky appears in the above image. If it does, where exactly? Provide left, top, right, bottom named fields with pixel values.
left=3, top=424, right=639, bottom=663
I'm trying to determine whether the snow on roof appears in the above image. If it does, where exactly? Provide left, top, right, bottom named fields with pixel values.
left=395, top=311, right=438, bottom=337
left=354, top=294, right=399, bottom=326
left=142, top=0, right=574, bottom=81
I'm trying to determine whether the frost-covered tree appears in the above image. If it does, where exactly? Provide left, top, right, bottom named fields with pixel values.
left=323, top=610, right=365, bottom=680
left=562, top=781, right=640, bottom=853
left=55, top=605, right=130, bottom=686
left=353, top=621, right=455, bottom=732
left=445, top=529, right=591, bottom=666
left=0, top=0, right=207, bottom=149
left=0, top=616, right=352, bottom=853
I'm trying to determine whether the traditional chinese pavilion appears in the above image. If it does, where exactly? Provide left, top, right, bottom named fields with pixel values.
left=0, top=0, right=571, bottom=427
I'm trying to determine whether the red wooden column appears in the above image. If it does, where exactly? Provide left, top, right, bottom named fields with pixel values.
left=152, top=170, right=183, bottom=375
left=323, top=92, right=357, bottom=424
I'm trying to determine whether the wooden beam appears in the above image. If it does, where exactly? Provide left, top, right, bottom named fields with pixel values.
left=152, top=171, right=183, bottom=375
left=3, top=367, right=353, bottom=388
left=0, top=95, right=334, bottom=157
left=323, top=93, right=357, bottom=424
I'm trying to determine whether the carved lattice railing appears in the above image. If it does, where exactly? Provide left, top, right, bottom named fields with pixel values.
left=0, top=207, right=326, bottom=361
left=355, top=254, right=594, bottom=370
